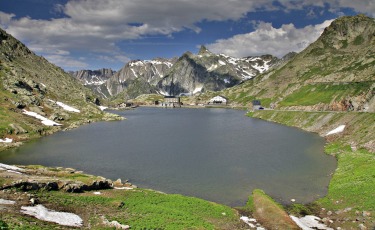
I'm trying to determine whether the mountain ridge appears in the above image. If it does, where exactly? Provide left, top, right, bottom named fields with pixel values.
left=210, top=14, right=375, bottom=112
left=73, top=48, right=283, bottom=100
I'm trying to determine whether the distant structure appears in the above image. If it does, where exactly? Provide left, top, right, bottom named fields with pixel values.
left=209, top=96, right=228, bottom=105
left=163, top=96, right=181, bottom=107
left=252, top=100, right=263, bottom=110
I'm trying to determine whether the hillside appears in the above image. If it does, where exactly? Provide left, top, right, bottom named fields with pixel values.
left=217, top=14, right=374, bottom=112
left=0, top=28, right=120, bottom=150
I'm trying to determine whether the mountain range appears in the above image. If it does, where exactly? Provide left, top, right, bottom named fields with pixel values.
left=70, top=46, right=289, bottom=100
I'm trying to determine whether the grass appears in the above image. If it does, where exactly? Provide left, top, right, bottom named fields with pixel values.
left=250, top=110, right=375, bottom=228
left=247, top=189, right=299, bottom=229
left=318, top=143, right=375, bottom=211
left=279, top=82, right=373, bottom=107
left=353, top=35, right=364, bottom=45
left=31, top=189, right=242, bottom=230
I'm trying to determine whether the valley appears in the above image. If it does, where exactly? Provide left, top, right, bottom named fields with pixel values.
left=0, top=14, right=374, bottom=229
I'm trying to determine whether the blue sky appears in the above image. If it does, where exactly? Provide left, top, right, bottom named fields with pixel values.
left=0, top=0, right=374, bottom=71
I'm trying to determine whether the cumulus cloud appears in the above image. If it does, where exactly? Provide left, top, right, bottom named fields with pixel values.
left=44, top=54, right=88, bottom=69
left=206, top=19, right=334, bottom=58
left=0, top=0, right=374, bottom=70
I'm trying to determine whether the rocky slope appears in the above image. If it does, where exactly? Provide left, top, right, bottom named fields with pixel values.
left=216, top=14, right=375, bottom=112
left=0, top=27, right=120, bottom=150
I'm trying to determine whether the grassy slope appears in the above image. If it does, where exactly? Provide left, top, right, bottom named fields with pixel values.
left=249, top=110, right=374, bottom=228
left=0, top=166, right=245, bottom=230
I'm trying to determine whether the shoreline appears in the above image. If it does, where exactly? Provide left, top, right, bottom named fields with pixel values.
left=1, top=107, right=373, bottom=229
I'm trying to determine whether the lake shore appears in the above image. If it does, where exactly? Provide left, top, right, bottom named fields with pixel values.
left=249, top=110, right=374, bottom=229
left=0, top=107, right=373, bottom=229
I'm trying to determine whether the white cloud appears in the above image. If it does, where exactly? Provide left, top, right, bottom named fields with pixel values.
left=0, top=11, right=15, bottom=28
left=44, top=54, right=88, bottom=69
left=206, top=19, right=334, bottom=58
left=0, top=0, right=373, bottom=70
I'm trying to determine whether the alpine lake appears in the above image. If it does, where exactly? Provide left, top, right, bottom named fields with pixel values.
left=0, top=107, right=336, bottom=206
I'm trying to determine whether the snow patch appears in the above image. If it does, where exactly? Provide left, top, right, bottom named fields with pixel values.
left=250, top=60, right=270, bottom=74
left=0, top=163, right=24, bottom=172
left=223, top=78, right=231, bottom=84
left=326, top=125, right=345, bottom=136
left=0, top=138, right=13, bottom=143
left=290, top=215, right=333, bottom=230
left=114, top=187, right=133, bottom=190
left=218, top=60, right=226, bottom=66
left=240, top=216, right=257, bottom=228
left=130, top=68, right=138, bottom=78
left=207, top=64, right=218, bottom=71
left=23, top=110, right=62, bottom=126
left=98, top=106, right=108, bottom=111
left=129, top=61, right=144, bottom=67
left=21, top=205, right=83, bottom=227
left=48, top=100, right=80, bottom=113
left=193, top=86, right=203, bottom=94
left=158, top=90, right=169, bottom=96
left=0, top=199, right=16, bottom=205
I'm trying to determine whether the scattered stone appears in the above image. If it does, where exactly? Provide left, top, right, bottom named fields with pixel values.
left=29, top=198, right=39, bottom=205
left=291, top=199, right=296, bottom=202
left=65, top=168, right=75, bottom=173
left=118, top=201, right=125, bottom=208
left=101, top=216, right=129, bottom=229
left=344, top=207, right=352, bottom=212
left=359, top=223, right=367, bottom=230
left=363, top=211, right=371, bottom=217
left=327, top=211, right=332, bottom=216
left=9, top=123, right=28, bottom=134
left=113, top=178, right=123, bottom=186
left=93, top=192, right=101, bottom=195
left=89, top=179, right=113, bottom=190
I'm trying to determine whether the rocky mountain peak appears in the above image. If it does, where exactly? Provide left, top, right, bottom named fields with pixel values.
left=198, top=45, right=211, bottom=56
left=320, top=14, right=375, bottom=49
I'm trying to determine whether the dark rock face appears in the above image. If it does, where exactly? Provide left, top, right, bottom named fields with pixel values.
left=70, top=68, right=115, bottom=86
left=3, top=178, right=113, bottom=193
left=157, top=49, right=279, bottom=96
left=106, top=58, right=176, bottom=97
left=69, top=69, right=115, bottom=99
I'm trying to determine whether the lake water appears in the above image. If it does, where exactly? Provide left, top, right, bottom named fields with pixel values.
left=0, top=107, right=336, bottom=206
